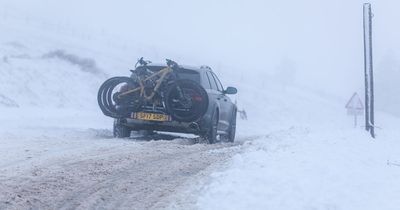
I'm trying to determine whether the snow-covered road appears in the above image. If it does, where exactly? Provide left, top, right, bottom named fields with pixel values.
left=2, top=5, right=400, bottom=209
left=0, top=123, right=243, bottom=210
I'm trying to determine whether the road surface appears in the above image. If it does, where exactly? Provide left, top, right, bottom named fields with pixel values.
left=0, top=130, right=243, bottom=210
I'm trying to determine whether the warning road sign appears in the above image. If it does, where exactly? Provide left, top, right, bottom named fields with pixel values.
left=346, top=92, right=364, bottom=116
left=346, top=92, right=364, bottom=128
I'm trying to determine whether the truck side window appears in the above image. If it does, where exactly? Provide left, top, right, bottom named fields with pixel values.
left=206, top=72, right=218, bottom=90
left=211, top=72, right=224, bottom=92
left=202, top=72, right=212, bottom=89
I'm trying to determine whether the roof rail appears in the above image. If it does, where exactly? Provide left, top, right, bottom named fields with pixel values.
left=200, top=65, right=212, bottom=71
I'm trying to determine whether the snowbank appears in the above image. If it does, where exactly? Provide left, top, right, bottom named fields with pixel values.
left=197, top=86, right=400, bottom=210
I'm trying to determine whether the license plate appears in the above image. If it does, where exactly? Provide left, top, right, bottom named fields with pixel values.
left=132, top=112, right=171, bottom=122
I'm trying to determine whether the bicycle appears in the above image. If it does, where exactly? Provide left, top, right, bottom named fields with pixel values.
left=98, top=58, right=209, bottom=122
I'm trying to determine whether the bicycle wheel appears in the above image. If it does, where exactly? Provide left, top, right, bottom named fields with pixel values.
left=97, top=76, right=142, bottom=118
left=164, top=79, right=209, bottom=122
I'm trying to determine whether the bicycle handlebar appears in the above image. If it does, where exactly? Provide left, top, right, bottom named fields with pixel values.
left=135, top=57, right=151, bottom=68
left=166, top=59, right=179, bottom=69
left=134, top=57, right=179, bottom=70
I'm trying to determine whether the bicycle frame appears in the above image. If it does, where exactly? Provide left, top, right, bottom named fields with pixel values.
left=117, top=66, right=173, bottom=101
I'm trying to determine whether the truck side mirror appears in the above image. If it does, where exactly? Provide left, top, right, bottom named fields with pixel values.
left=224, top=87, right=237, bottom=95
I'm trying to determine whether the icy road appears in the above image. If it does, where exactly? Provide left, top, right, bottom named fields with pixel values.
left=0, top=110, right=245, bottom=210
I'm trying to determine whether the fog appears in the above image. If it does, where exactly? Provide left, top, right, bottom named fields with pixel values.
left=2, top=0, right=399, bottom=114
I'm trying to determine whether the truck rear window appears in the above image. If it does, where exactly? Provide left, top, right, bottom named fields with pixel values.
left=176, top=69, right=200, bottom=83
left=136, top=66, right=200, bottom=84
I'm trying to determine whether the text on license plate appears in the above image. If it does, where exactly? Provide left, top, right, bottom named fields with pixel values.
left=132, top=112, right=171, bottom=122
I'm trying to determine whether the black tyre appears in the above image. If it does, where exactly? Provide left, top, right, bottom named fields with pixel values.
left=165, top=79, right=209, bottom=122
left=98, top=77, right=142, bottom=118
left=226, top=110, right=237, bottom=142
left=204, top=109, right=218, bottom=144
left=113, top=119, right=131, bottom=138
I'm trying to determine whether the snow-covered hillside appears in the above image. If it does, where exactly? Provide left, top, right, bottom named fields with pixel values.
left=0, top=7, right=131, bottom=109
left=1, top=2, right=400, bottom=210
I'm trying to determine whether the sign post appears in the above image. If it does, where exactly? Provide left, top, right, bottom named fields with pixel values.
left=346, top=93, right=364, bottom=128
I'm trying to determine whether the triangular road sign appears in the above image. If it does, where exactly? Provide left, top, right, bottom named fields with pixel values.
left=346, top=92, right=364, bottom=116
left=346, top=92, right=364, bottom=110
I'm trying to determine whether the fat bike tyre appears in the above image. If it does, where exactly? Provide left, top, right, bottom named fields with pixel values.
left=165, top=79, right=209, bottom=122
left=98, top=77, right=142, bottom=118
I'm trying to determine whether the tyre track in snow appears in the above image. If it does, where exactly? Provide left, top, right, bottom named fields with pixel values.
left=0, top=134, right=243, bottom=210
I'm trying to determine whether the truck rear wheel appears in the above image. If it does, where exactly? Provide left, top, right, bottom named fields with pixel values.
left=113, top=119, right=131, bottom=138
left=203, top=109, right=218, bottom=144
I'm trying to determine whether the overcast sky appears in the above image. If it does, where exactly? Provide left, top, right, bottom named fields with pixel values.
left=1, top=0, right=400, bottom=99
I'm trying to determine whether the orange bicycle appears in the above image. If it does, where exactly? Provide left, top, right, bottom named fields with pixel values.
left=98, top=58, right=208, bottom=122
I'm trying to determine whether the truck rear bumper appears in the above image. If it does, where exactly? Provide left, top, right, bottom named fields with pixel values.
left=124, top=118, right=204, bottom=135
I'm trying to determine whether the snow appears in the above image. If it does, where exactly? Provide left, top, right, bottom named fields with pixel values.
left=199, top=130, right=400, bottom=209
left=196, top=87, right=400, bottom=210
left=1, top=1, right=400, bottom=210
